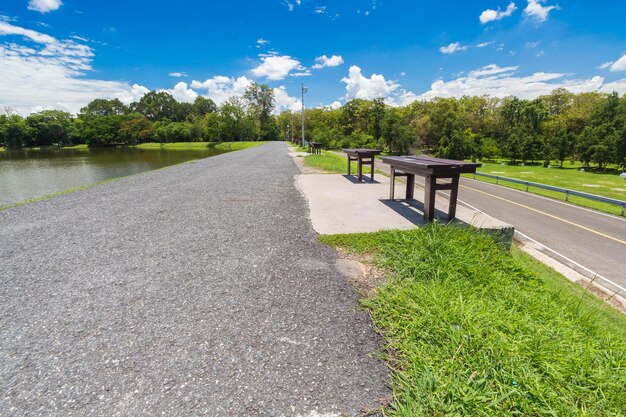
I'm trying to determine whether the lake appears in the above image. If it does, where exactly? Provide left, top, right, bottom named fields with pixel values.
left=0, top=146, right=228, bottom=207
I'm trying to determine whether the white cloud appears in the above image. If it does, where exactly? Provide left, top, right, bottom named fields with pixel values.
left=27, top=0, right=63, bottom=14
left=328, top=101, right=342, bottom=109
left=440, top=42, right=467, bottom=54
left=525, top=41, right=541, bottom=49
left=250, top=54, right=307, bottom=80
left=312, top=54, right=344, bottom=69
left=341, top=65, right=399, bottom=100
left=417, top=64, right=626, bottom=100
left=191, top=75, right=253, bottom=105
left=0, top=20, right=148, bottom=114
left=440, top=41, right=495, bottom=54
left=256, top=38, right=269, bottom=46
left=479, top=2, right=517, bottom=24
left=273, top=86, right=302, bottom=113
left=523, top=0, right=559, bottom=23
left=166, top=82, right=198, bottom=103
left=598, top=61, right=613, bottom=70
left=610, top=54, right=626, bottom=72
left=168, top=72, right=187, bottom=77
left=315, top=6, right=327, bottom=14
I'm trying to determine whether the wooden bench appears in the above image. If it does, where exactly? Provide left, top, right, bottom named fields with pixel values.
left=381, top=155, right=481, bottom=221
left=307, top=141, right=322, bottom=155
left=343, top=148, right=382, bottom=182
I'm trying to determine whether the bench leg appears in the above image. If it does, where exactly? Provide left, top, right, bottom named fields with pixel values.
left=448, top=175, right=460, bottom=220
left=423, top=175, right=436, bottom=222
left=370, top=158, right=375, bottom=181
left=389, top=168, right=396, bottom=200
left=406, top=174, right=415, bottom=200
left=347, top=156, right=351, bottom=175
left=357, top=156, right=363, bottom=182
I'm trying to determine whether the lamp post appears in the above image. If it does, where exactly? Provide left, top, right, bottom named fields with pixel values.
left=301, top=83, right=308, bottom=148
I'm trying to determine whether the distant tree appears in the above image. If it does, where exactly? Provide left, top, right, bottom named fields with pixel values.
left=0, top=115, right=30, bottom=148
left=26, top=110, right=74, bottom=146
left=80, top=98, right=128, bottom=119
left=192, top=96, right=217, bottom=116
left=119, top=114, right=154, bottom=145
left=218, top=97, right=256, bottom=142
left=244, top=82, right=277, bottom=140
left=82, top=115, right=131, bottom=147
left=131, top=91, right=180, bottom=121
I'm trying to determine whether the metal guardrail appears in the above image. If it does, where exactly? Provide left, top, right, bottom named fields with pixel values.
left=472, top=172, right=626, bottom=216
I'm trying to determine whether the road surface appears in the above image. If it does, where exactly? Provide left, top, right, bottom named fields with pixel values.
left=0, top=142, right=389, bottom=416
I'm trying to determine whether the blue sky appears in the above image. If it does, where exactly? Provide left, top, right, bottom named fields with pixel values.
left=1, top=0, right=626, bottom=114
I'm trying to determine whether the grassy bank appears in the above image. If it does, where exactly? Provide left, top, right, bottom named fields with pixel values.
left=321, top=225, right=626, bottom=416
left=134, top=141, right=267, bottom=151
left=292, top=146, right=371, bottom=175
left=468, top=161, right=625, bottom=215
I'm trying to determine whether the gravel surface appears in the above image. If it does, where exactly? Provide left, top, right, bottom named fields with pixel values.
left=0, top=142, right=389, bottom=416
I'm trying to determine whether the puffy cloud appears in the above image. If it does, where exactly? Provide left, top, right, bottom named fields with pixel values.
left=0, top=21, right=148, bottom=114
left=250, top=54, right=307, bottom=80
left=273, top=86, right=302, bottom=113
left=256, top=38, right=269, bottom=46
left=610, top=54, right=626, bottom=72
left=523, top=0, right=559, bottom=23
left=440, top=42, right=467, bottom=54
left=27, top=0, right=63, bottom=14
left=479, top=2, right=517, bottom=24
left=341, top=65, right=399, bottom=100
left=312, top=54, right=344, bottom=69
left=417, top=64, right=626, bottom=100
left=191, top=75, right=253, bottom=105
left=168, top=72, right=187, bottom=77
left=166, top=82, right=198, bottom=103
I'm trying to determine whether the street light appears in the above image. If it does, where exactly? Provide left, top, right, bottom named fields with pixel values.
left=301, top=83, right=308, bottom=148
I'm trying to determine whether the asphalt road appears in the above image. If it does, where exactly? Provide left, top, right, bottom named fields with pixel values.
left=371, top=156, right=626, bottom=294
left=0, top=142, right=389, bottom=417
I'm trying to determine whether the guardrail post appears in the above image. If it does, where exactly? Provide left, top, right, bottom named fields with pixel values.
left=525, top=182, right=529, bottom=192
left=565, top=190, right=569, bottom=202
left=622, top=205, right=625, bottom=216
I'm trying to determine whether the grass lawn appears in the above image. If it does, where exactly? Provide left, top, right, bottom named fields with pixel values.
left=321, top=225, right=626, bottom=416
left=295, top=147, right=372, bottom=175
left=468, top=161, right=626, bottom=215
left=134, top=141, right=267, bottom=151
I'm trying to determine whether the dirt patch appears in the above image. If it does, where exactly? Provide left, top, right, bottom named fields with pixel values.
left=335, top=248, right=388, bottom=298
left=575, top=279, right=626, bottom=314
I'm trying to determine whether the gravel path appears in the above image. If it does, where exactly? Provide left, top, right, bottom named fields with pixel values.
left=0, top=142, right=389, bottom=416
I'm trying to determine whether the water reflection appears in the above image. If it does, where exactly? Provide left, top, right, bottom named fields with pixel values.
left=0, top=146, right=228, bottom=206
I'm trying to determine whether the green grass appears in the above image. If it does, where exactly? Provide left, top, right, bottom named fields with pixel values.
left=300, top=149, right=371, bottom=174
left=320, top=225, right=626, bottom=416
left=134, top=141, right=267, bottom=151
left=467, top=161, right=626, bottom=215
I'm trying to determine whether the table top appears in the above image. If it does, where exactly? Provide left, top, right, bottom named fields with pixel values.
left=343, top=148, right=382, bottom=155
left=382, top=155, right=481, bottom=174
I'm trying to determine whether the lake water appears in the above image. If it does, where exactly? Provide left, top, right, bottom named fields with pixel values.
left=0, top=147, right=228, bottom=207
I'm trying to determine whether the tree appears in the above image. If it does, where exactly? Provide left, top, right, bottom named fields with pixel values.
left=0, top=115, right=30, bottom=148
left=131, top=91, right=180, bottom=121
left=26, top=110, right=74, bottom=146
left=218, top=97, right=255, bottom=142
left=119, top=114, right=154, bottom=145
left=244, top=83, right=277, bottom=140
left=82, top=115, right=132, bottom=147
left=80, top=98, right=128, bottom=119
left=192, top=96, right=217, bottom=117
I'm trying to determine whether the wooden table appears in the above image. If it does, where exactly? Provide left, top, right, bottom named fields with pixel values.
left=381, top=155, right=481, bottom=221
left=308, top=142, right=322, bottom=155
left=343, top=148, right=382, bottom=182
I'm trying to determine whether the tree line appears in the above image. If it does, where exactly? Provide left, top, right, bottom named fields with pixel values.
left=279, top=89, right=626, bottom=170
left=2, top=86, right=625, bottom=170
left=0, top=83, right=279, bottom=148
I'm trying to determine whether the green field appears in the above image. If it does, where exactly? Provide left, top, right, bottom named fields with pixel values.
left=467, top=161, right=626, bottom=215
left=292, top=146, right=372, bottom=175
left=321, top=225, right=626, bottom=416
left=134, top=141, right=266, bottom=151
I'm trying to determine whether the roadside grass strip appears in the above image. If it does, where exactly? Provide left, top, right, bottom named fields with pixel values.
left=466, top=162, right=626, bottom=216
left=135, top=141, right=267, bottom=151
left=302, top=149, right=371, bottom=175
left=320, top=225, right=626, bottom=416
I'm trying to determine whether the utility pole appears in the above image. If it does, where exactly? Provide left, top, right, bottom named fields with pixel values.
left=301, top=83, right=307, bottom=148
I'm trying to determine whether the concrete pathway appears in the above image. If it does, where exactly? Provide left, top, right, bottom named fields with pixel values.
left=0, top=142, right=389, bottom=416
